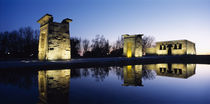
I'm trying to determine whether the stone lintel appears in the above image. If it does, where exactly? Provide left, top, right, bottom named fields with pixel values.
left=62, top=18, right=72, bottom=23
left=37, top=14, right=53, bottom=25
left=123, top=34, right=143, bottom=38
left=156, top=39, right=195, bottom=44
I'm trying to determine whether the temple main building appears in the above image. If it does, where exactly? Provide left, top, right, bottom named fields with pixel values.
left=146, top=40, right=196, bottom=55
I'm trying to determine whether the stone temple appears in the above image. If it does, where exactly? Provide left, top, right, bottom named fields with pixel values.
left=123, top=34, right=196, bottom=57
left=146, top=40, right=196, bottom=55
left=37, top=14, right=72, bottom=60
left=123, top=34, right=143, bottom=58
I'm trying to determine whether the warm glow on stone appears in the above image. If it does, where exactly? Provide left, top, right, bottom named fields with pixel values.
left=123, top=65, right=143, bottom=86
left=127, top=65, right=132, bottom=70
left=146, top=40, right=196, bottom=56
left=38, top=69, right=71, bottom=103
left=37, top=14, right=72, bottom=60
left=123, top=34, right=143, bottom=58
left=127, top=43, right=132, bottom=58
left=144, top=64, right=196, bottom=78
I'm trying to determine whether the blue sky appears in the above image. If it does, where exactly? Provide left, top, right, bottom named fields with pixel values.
left=0, top=0, right=210, bottom=54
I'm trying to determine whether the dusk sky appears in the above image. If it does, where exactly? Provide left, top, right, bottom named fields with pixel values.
left=0, top=0, right=210, bottom=54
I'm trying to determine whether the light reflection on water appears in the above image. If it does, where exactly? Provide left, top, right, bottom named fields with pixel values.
left=0, top=64, right=210, bottom=104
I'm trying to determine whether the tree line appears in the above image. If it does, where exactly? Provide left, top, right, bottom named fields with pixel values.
left=72, top=34, right=155, bottom=58
left=0, top=27, right=39, bottom=60
left=71, top=35, right=124, bottom=58
left=0, top=27, right=154, bottom=60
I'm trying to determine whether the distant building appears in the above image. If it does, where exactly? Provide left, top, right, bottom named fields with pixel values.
left=37, top=14, right=72, bottom=60
left=146, top=40, right=196, bottom=55
left=123, top=34, right=143, bottom=58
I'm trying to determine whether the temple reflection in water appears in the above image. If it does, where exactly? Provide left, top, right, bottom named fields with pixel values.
left=144, top=64, right=196, bottom=78
left=123, top=64, right=196, bottom=86
left=38, top=69, right=71, bottom=104
left=36, top=64, right=196, bottom=103
left=122, top=65, right=143, bottom=86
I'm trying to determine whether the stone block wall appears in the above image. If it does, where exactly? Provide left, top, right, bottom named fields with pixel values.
left=155, top=40, right=196, bottom=55
left=187, top=40, right=196, bottom=55
left=38, top=14, right=72, bottom=60
left=123, top=34, right=143, bottom=58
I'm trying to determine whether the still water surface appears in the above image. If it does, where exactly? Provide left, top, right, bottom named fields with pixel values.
left=0, top=63, right=210, bottom=104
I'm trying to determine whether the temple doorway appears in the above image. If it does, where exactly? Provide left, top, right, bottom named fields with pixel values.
left=167, top=44, right=173, bottom=55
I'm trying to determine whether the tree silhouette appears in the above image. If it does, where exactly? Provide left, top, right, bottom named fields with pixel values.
left=82, top=39, right=90, bottom=57
left=90, top=35, right=110, bottom=57
left=0, top=27, right=39, bottom=60
left=70, top=37, right=81, bottom=58
left=109, top=37, right=123, bottom=57
left=0, top=27, right=156, bottom=59
left=142, top=36, right=155, bottom=55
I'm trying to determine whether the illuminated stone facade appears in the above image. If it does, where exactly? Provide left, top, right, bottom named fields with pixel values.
left=38, top=69, right=71, bottom=104
left=123, top=34, right=143, bottom=58
left=146, top=40, right=196, bottom=55
left=122, top=65, right=143, bottom=86
left=144, top=64, right=196, bottom=78
left=37, top=14, right=72, bottom=60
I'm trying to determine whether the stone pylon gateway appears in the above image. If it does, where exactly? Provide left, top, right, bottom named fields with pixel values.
left=123, top=34, right=143, bottom=58
left=37, top=14, right=72, bottom=60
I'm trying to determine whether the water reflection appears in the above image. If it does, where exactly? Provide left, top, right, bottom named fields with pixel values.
left=122, top=63, right=196, bottom=87
left=144, top=64, right=196, bottom=78
left=71, top=67, right=113, bottom=82
left=38, top=69, right=70, bottom=104
left=0, top=63, right=198, bottom=103
left=122, top=65, right=143, bottom=86
left=0, top=70, right=36, bottom=89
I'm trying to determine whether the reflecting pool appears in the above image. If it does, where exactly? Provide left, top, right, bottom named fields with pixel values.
left=0, top=64, right=210, bottom=104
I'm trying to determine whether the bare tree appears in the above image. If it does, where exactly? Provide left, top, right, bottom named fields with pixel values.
left=110, top=37, right=123, bottom=57
left=82, top=39, right=90, bottom=55
left=142, top=36, right=155, bottom=55
left=71, top=37, right=81, bottom=58
left=91, top=35, right=110, bottom=57
left=112, top=37, right=123, bottom=50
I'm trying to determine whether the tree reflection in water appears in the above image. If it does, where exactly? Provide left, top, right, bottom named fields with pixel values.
left=0, top=69, right=37, bottom=89
left=0, top=65, right=157, bottom=90
left=90, top=67, right=111, bottom=82
left=70, top=65, right=156, bottom=85
left=0, top=63, right=195, bottom=90
left=142, top=66, right=156, bottom=80
left=71, top=67, right=112, bottom=82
